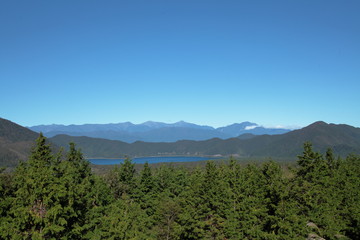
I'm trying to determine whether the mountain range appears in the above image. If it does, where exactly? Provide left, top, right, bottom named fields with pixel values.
left=2, top=117, right=360, bottom=167
left=48, top=121, right=360, bottom=160
left=29, top=121, right=291, bottom=143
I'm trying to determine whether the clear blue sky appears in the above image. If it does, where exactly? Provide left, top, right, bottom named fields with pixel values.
left=1, top=0, right=359, bottom=128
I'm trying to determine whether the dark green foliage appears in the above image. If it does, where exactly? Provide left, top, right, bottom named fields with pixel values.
left=1, top=137, right=359, bottom=239
left=337, top=155, right=360, bottom=239
left=6, top=133, right=61, bottom=238
left=154, top=195, right=182, bottom=240
left=139, top=162, right=154, bottom=195
left=292, top=143, right=358, bottom=239
left=0, top=134, right=109, bottom=239
left=105, top=158, right=136, bottom=199
left=137, top=162, right=156, bottom=217
left=93, top=198, right=152, bottom=239
left=0, top=167, right=14, bottom=234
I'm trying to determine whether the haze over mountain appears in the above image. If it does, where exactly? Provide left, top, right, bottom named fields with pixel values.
left=49, top=121, right=360, bottom=160
left=29, top=121, right=291, bottom=143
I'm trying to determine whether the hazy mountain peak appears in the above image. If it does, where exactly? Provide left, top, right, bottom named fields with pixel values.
left=220, top=122, right=258, bottom=128
left=141, top=121, right=167, bottom=128
left=113, top=121, right=133, bottom=126
left=312, top=121, right=328, bottom=126
left=172, top=121, right=214, bottom=130
left=304, top=121, right=329, bottom=130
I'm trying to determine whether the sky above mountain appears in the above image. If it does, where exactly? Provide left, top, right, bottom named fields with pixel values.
left=1, top=0, right=359, bottom=128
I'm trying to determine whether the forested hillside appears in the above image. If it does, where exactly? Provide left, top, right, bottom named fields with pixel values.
left=1, top=135, right=359, bottom=239
left=0, top=118, right=39, bottom=166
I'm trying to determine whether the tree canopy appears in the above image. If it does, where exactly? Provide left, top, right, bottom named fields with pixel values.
left=0, top=136, right=359, bottom=239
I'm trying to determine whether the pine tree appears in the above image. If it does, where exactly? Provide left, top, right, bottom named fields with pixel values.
left=137, top=162, right=156, bottom=217
left=95, top=197, right=152, bottom=239
left=338, top=154, right=360, bottom=239
left=3, top=135, right=111, bottom=239
left=106, top=158, right=136, bottom=199
left=175, top=167, right=206, bottom=240
left=57, top=142, right=103, bottom=238
left=0, top=167, right=14, bottom=238
left=139, top=162, right=154, bottom=195
left=7, top=133, right=64, bottom=238
left=294, top=143, right=350, bottom=239
left=297, top=142, right=324, bottom=181
left=154, top=195, right=181, bottom=240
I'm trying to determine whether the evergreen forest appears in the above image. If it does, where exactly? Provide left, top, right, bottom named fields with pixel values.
left=0, top=134, right=359, bottom=239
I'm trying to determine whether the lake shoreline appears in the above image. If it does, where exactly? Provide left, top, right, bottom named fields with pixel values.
left=87, top=156, right=221, bottom=165
left=86, top=154, right=223, bottom=160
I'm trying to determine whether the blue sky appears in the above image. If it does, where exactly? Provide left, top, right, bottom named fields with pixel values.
left=1, top=0, right=359, bottom=128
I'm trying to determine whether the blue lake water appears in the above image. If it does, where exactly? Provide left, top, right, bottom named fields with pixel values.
left=88, top=156, right=219, bottom=165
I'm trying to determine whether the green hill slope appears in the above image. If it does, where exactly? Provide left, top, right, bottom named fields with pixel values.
left=245, top=121, right=360, bottom=157
left=0, top=118, right=39, bottom=166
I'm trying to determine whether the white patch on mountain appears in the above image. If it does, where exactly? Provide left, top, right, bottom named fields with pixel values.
left=244, top=125, right=258, bottom=130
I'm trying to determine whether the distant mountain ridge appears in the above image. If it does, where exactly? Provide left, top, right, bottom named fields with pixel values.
left=29, top=121, right=213, bottom=133
left=29, top=121, right=292, bottom=143
left=49, top=121, right=360, bottom=159
left=2, top=118, right=360, bottom=166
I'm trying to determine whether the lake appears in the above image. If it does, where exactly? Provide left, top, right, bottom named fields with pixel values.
left=88, top=156, right=219, bottom=165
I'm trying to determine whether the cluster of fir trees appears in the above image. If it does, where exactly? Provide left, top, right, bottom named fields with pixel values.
left=0, top=134, right=359, bottom=239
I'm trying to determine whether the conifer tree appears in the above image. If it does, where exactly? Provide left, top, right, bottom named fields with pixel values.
left=154, top=195, right=181, bottom=240
left=7, top=133, right=64, bottom=238
left=176, top=168, right=206, bottom=240
left=3, top=135, right=111, bottom=239
left=106, top=158, right=136, bottom=199
left=57, top=142, right=101, bottom=238
left=137, top=162, right=156, bottom=217
left=139, top=162, right=153, bottom=195
left=337, top=154, right=360, bottom=239
left=0, top=167, right=13, bottom=238
left=94, top=197, right=151, bottom=239
left=294, top=143, right=349, bottom=239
